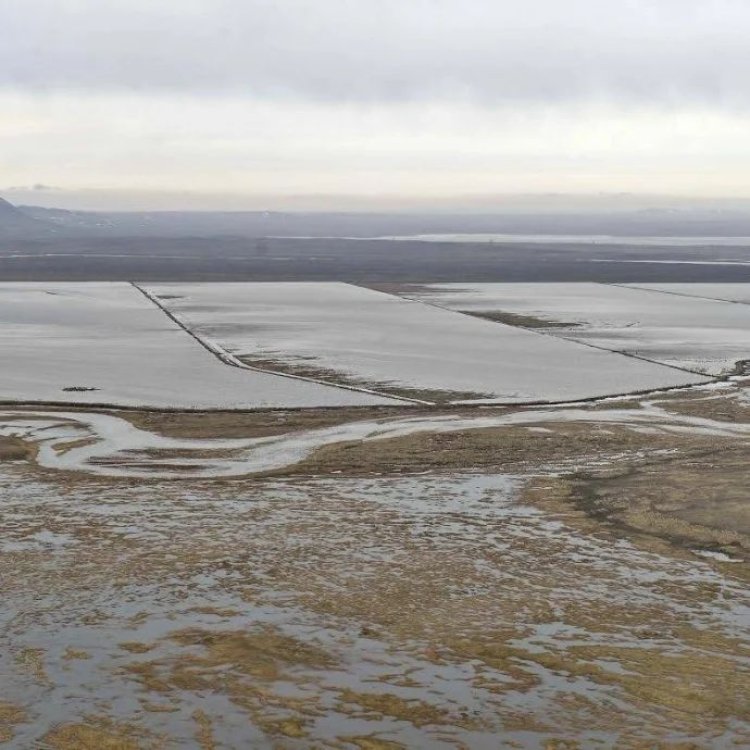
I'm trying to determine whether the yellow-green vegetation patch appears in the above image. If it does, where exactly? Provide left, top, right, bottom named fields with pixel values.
left=257, top=716, right=308, bottom=738
left=192, top=709, right=216, bottom=750
left=337, top=689, right=479, bottom=730
left=459, top=309, right=579, bottom=329
left=448, top=634, right=541, bottom=694
left=344, top=735, right=407, bottom=749
left=62, top=648, right=91, bottom=661
left=170, top=626, right=335, bottom=679
left=140, top=702, right=179, bottom=714
left=0, top=703, right=27, bottom=744
left=118, top=642, right=155, bottom=654
left=520, top=643, right=750, bottom=733
left=41, top=718, right=163, bottom=750
left=576, top=645, right=750, bottom=719
left=15, top=648, right=48, bottom=683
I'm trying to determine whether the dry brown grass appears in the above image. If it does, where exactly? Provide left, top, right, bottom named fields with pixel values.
left=0, top=703, right=26, bottom=743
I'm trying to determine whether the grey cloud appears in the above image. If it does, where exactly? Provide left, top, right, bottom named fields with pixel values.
left=0, top=0, right=748, bottom=105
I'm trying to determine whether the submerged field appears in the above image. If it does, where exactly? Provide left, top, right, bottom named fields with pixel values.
left=0, top=283, right=397, bottom=410
left=0, top=281, right=715, bottom=408
left=1, top=282, right=749, bottom=747
left=147, top=282, right=702, bottom=403
left=403, top=282, right=750, bottom=376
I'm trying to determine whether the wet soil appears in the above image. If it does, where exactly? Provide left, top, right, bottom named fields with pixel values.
left=122, top=405, right=420, bottom=440
left=656, top=386, right=750, bottom=423
left=235, top=356, right=493, bottom=405
left=457, top=310, right=580, bottom=329
left=279, top=420, right=681, bottom=477
left=570, top=446, right=750, bottom=559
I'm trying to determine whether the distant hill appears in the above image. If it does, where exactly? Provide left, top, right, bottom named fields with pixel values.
left=9, top=200, right=750, bottom=242
left=0, top=196, right=21, bottom=218
left=16, top=204, right=750, bottom=239
left=0, top=197, right=60, bottom=238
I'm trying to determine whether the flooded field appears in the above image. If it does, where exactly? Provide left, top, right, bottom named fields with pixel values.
left=1, top=379, right=750, bottom=748
left=0, top=283, right=395, bottom=410
left=146, top=282, right=701, bottom=403
left=400, top=282, right=750, bottom=376
left=5, top=3, right=750, bottom=745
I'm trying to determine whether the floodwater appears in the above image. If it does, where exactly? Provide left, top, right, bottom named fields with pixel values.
left=1, top=465, right=748, bottom=748
left=0, top=393, right=748, bottom=478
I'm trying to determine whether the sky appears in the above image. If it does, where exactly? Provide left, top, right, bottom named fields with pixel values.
left=2, top=0, right=750, bottom=211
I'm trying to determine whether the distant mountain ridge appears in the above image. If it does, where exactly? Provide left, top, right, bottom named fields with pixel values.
left=0, top=197, right=61, bottom=238
left=0, top=197, right=18, bottom=215
left=15, top=203, right=750, bottom=239
left=6, top=197, right=750, bottom=241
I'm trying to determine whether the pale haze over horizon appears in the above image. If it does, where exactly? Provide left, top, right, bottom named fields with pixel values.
left=2, top=0, right=750, bottom=211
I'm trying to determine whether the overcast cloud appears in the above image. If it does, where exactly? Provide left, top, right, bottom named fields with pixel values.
left=2, top=0, right=749, bottom=105
left=1, top=1, right=749, bottom=208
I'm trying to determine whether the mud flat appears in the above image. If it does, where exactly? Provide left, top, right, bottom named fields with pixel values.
left=1, top=378, right=750, bottom=747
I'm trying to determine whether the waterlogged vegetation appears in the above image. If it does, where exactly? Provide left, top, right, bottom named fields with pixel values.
left=1, top=375, right=750, bottom=747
